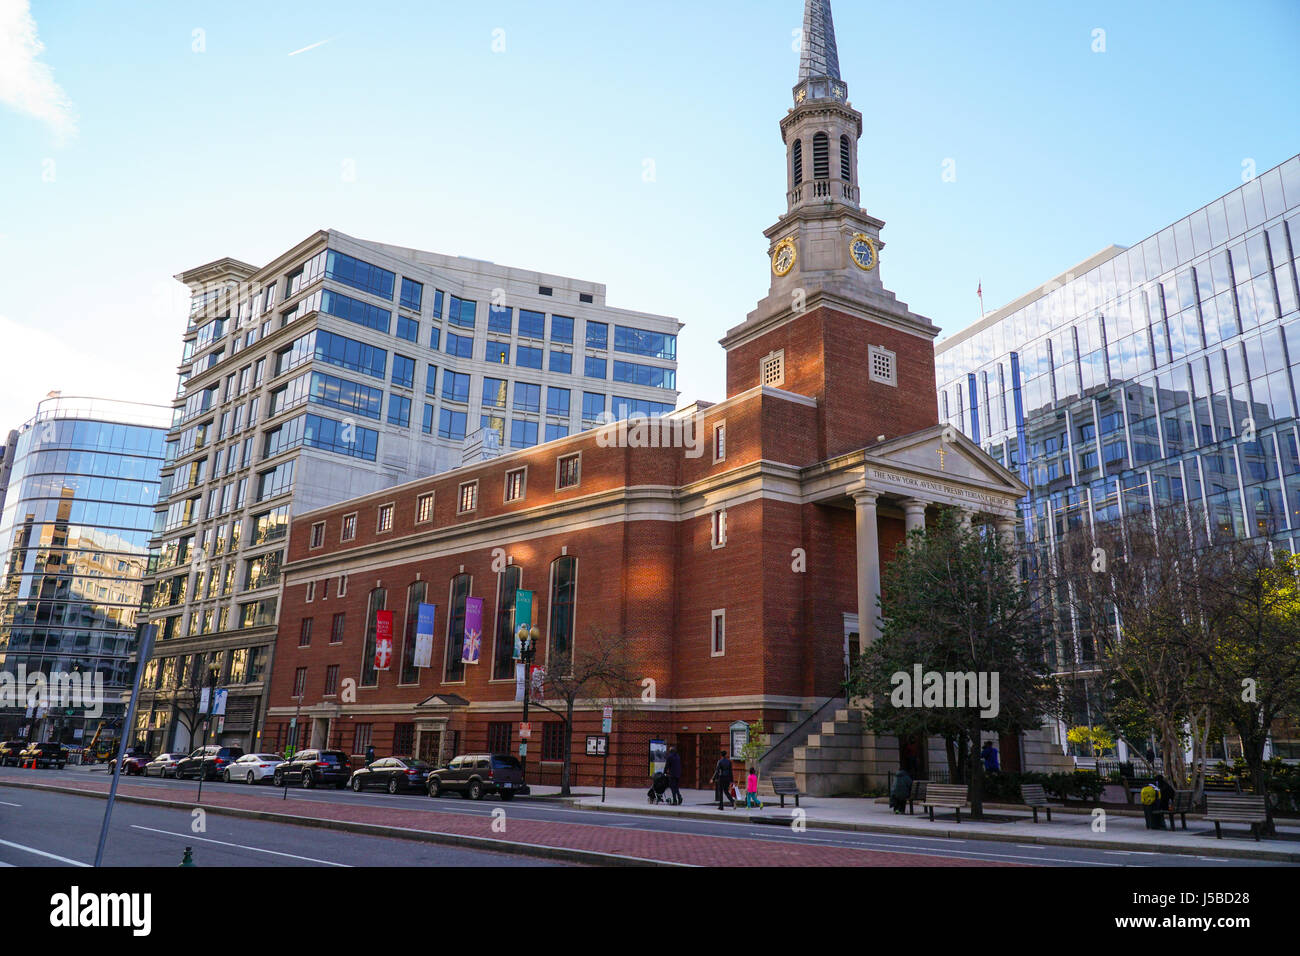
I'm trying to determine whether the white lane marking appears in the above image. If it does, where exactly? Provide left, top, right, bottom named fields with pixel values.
left=774, top=833, right=1118, bottom=866
left=0, top=801, right=22, bottom=807
left=0, top=861, right=13, bottom=866
left=0, top=838, right=90, bottom=867
left=129, top=825, right=351, bottom=867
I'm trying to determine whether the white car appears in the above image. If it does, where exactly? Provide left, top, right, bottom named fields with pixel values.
left=224, top=753, right=284, bottom=784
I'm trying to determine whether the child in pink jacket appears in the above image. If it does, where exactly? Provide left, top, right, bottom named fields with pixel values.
left=745, top=769, right=761, bottom=808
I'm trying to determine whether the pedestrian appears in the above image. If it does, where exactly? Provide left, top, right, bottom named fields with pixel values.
left=981, top=741, right=1000, bottom=773
left=366, top=744, right=376, bottom=766
left=1144, top=745, right=1155, bottom=767
left=665, top=746, right=683, bottom=806
left=890, top=767, right=913, bottom=814
left=712, top=749, right=734, bottom=810
left=745, top=766, right=761, bottom=808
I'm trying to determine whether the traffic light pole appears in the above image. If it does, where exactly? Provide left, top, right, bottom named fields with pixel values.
left=94, top=623, right=155, bottom=867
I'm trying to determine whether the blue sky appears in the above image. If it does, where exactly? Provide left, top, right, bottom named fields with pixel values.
left=1, top=0, right=1297, bottom=432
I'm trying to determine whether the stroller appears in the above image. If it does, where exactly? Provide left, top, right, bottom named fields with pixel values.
left=647, top=771, right=672, bottom=804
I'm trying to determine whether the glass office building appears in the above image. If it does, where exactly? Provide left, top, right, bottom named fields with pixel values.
left=0, top=396, right=169, bottom=747
left=936, top=155, right=1300, bottom=747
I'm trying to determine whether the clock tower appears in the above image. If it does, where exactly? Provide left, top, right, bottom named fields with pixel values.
left=721, top=0, right=940, bottom=459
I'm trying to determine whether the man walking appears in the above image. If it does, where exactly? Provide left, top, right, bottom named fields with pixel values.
left=665, top=746, right=683, bottom=806
left=712, top=749, right=734, bottom=810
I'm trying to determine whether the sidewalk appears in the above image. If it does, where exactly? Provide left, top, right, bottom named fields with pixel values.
left=539, top=786, right=1300, bottom=862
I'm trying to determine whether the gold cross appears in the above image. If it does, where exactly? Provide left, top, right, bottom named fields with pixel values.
left=938, top=447, right=946, bottom=471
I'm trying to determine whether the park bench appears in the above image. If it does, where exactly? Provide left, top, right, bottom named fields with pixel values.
left=1162, top=789, right=1195, bottom=830
left=922, top=783, right=970, bottom=822
left=906, top=779, right=928, bottom=814
left=770, top=774, right=802, bottom=808
left=1020, top=783, right=1053, bottom=823
left=1126, top=777, right=1156, bottom=805
left=1204, top=794, right=1268, bottom=841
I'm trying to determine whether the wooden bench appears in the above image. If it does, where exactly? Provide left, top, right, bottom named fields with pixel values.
left=907, top=779, right=928, bottom=814
left=1162, top=789, right=1194, bottom=830
left=1126, top=777, right=1157, bottom=805
left=922, top=783, right=970, bottom=822
left=1204, top=794, right=1268, bottom=841
left=1021, top=783, right=1053, bottom=823
left=770, top=774, right=802, bottom=808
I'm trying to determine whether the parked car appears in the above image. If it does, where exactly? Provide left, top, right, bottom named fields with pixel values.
left=174, top=745, right=245, bottom=781
left=349, top=756, right=432, bottom=794
left=19, top=742, right=69, bottom=769
left=107, top=747, right=152, bottom=776
left=225, top=753, right=284, bottom=784
left=0, top=741, right=25, bottom=767
left=273, top=749, right=352, bottom=789
left=426, top=753, right=526, bottom=800
left=143, top=752, right=187, bottom=778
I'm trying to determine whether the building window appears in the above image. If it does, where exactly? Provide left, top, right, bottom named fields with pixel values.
left=331, top=612, right=346, bottom=644
left=711, top=508, right=728, bottom=549
left=293, top=667, right=307, bottom=697
left=306, top=581, right=316, bottom=603
left=548, top=556, right=577, bottom=658
left=792, top=139, right=803, bottom=186
left=445, top=573, right=471, bottom=682
left=711, top=609, right=725, bottom=657
left=760, top=350, right=785, bottom=388
left=361, top=588, right=386, bottom=687
left=840, top=135, right=852, bottom=182
left=586, top=320, right=608, bottom=350
left=354, top=724, right=373, bottom=754
left=377, top=503, right=394, bottom=533
left=487, top=722, right=512, bottom=754
left=341, top=513, right=357, bottom=542
left=505, top=468, right=527, bottom=502
left=869, top=345, right=897, bottom=386
left=458, top=481, right=478, bottom=514
left=541, top=722, right=565, bottom=761
left=324, top=664, right=340, bottom=696
left=812, top=131, right=829, bottom=180
left=557, top=453, right=581, bottom=490
left=401, top=580, right=427, bottom=685
left=393, top=723, right=415, bottom=755
left=337, top=573, right=349, bottom=598
left=713, top=422, right=726, bottom=463
left=416, top=492, right=435, bottom=524
left=299, top=618, right=313, bottom=647
left=310, top=521, right=325, bottom=549
left=493, top=565, right=522, bottom=681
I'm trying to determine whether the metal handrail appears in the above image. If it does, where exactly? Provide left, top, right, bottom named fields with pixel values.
left=756, top=695, right=843, bottom=776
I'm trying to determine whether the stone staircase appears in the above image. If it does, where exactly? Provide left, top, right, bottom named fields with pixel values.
left=792, top=706, right=878, bottom=796
left=755, top=698, right=843, bottom=797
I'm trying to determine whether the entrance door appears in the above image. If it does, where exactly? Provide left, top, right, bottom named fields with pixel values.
left=419, top=731, right=441, bottom=765
left=676, top=735, right=697, bottom=790
left=695, top=735, right=718, bottom=792
left=310, top=718, right=329, bottom=749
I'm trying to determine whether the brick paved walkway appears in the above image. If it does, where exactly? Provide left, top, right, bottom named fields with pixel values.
left=14, top=777, right=1014, bottom=867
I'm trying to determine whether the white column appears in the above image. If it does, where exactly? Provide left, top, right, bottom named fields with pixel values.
left=995, top=516, right=1017, bottom=551
left=853, top=489, right=881, bottom=652
left=958, top=508, right=975, bottom=530
left=901, top=498, right=927, bottom=534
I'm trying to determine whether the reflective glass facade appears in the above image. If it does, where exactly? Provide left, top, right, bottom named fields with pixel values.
left=937, top=156, right=1300, bottom=720
left=0, top=397, right=168, bottom=745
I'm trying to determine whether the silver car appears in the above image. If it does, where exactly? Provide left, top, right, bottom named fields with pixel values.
left=144, top=752, right=187, bottom=778
left=225, top=752, right=284, bottom=784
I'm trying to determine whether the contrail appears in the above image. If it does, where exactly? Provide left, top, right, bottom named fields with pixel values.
left=288, top=38, right=331, bottom=57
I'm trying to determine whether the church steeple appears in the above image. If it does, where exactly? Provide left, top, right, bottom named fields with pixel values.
left=799, top=0, right=842, bottom=84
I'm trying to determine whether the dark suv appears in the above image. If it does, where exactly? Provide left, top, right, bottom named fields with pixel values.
left=0, top=741, right=25, bottom=766
left=175, top=745, right=245, bottom=780
left=426, top=753, right=526, bottom=800
left=19, top=742, right=68, bottom=769
left=274, top=750, right=352, bottom=789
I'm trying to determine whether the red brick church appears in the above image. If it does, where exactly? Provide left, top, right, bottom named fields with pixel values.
left=264, top=1, right=1048, bottom=792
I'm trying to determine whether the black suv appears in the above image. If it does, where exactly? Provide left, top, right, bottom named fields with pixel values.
left=274, top=750, right=352, bottom=789
left=0, top=741, right=25, bottom=766
left=19, top=742, right=68, bottom=769
left=175, top=745, right=245, bottom=780
left=426, top=753, right=526, bottom=800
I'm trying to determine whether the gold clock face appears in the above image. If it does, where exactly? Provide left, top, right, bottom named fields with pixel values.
left=772, top=238, right=797, bottom=277
left=849, top=233, right=878, bottom=272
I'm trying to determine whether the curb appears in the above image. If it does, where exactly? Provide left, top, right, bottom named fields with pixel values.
left=0, top=780, right=686, bottom=868
left=559, top=798, right=1300, bottom=863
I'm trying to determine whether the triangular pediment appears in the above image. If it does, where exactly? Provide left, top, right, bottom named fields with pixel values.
left=863, top=425, right=1028, bottom=498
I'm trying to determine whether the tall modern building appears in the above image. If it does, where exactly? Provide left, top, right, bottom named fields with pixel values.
left=137, top=229, right=680, bottom=753
left=0, top=396, right=169, bottom=745
left=936, top=155, right=1300, bottom=757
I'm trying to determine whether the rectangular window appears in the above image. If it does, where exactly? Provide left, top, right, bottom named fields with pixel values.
left=392, top=354, right=416, bottom=389
left=518, top=310, right=546, bottom=339
left=713, top=422, right=726, bottom=462
left=585, top=356, right=607, bottom=379
left=439, top=409, right=467, bottom=441
left=354, top=724, right=374, bottom=753
left=487, top=722, right=512, bottom=753
left=488, top=305, right=513, bottom=335
left=711, top=508, right=728, bottom=548
left=429, top=326, right=441, bottom=351
left=422, top=403, right=435, bottom=434
left=550, top=315, right=574, bottom=344
left=549, top=350, right=572, bottom=374
left=306, top=580, right=316, bottom=603
left=331, top=612, right=346, bottom=644
left=400, top=277, right=423, bottom=312
left=442, top=371, right=470, bottom=403
left=299, top=618, right=313, bottom=647
left=586, top=321, right=608, bottom=350
left=321, top=289, right=391, bottom=334
left=613, top=360, right=675, bottom=390
left=510, top=419, right=538, bottom=448
left=416, top=492, right=435, bottom=524
left=458, top=481, right=478, bottom=513
left=341, top=513, right=357, bottom=541
left=326, top=249, right=395, bottom=299
left=711, top=609, right=725, bottom=656
left=541, top=722, right=565, bottom=761
left=447, top=295, right=476, bottom=329
left=545, top=423, right=568, bottom=442
left=324, top=664, right=339, bottom=696
left=396, top=315, right=419, bottom=343
left=377, top=503, right=394, bottom=533
left=582, top=392, right=606, bottom=422
left=516, top=345, right=544, bottom=370
left=557, top=453, right=581, bottom=489
left=547, top=387, right=571, bottom=418
left=293, top=667, right=307, bottom=697
left=513, top=382, right=541, bottom=413
left=504, top=468, right=526, bottom=502
left=615, top=326, right=677, bottom=360
left=388, top=394, right=412, bottom=427
left=482, top=377, right=507, bottom=409
left=425, top=365, right=438, bottom=396
left=445, top=332, right=474, bottom=358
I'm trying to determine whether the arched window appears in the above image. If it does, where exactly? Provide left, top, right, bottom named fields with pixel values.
left=792, top=140, right=803, bottom=187
left=813, top=132, right=829, bottom=180
left=548, top=556, right=577, bottom=658
left=445, top=574, right=471, bottom=681
left=493, top=565, right=522, bottom=680
left=400, top=580, right=426, bottom=685
left=840, top=135, right=852, bottom=182
left=360, top=587, right=386, bottom=687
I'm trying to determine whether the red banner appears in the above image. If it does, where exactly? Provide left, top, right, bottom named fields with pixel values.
left=374, top=610, right=394, bottom=671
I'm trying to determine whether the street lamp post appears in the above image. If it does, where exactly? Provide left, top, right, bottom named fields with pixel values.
left=517, top=624, right=540, bottom=779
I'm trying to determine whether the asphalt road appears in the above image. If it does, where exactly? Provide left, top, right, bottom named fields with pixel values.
left=0, top=766, right=1286, bottom=867
left=0, top=782, right=564, bottom=867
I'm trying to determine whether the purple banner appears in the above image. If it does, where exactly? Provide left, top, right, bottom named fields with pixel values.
left=462, top=597, right=483, bottom=664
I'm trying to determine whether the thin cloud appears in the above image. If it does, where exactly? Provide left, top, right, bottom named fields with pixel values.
left=288, top=38, right=332, bottom=57
left=0, top=0, right=76, bottom=142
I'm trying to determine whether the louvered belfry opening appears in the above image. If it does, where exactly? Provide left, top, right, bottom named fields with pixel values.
left=840, top=135, right=852, bottom=182
left=812, top=132, right=829, bottom=180
left=793, top=140, right=803, bottom=186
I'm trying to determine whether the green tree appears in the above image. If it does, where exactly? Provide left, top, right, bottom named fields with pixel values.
left=849, top=508, right=1061, bottom=817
